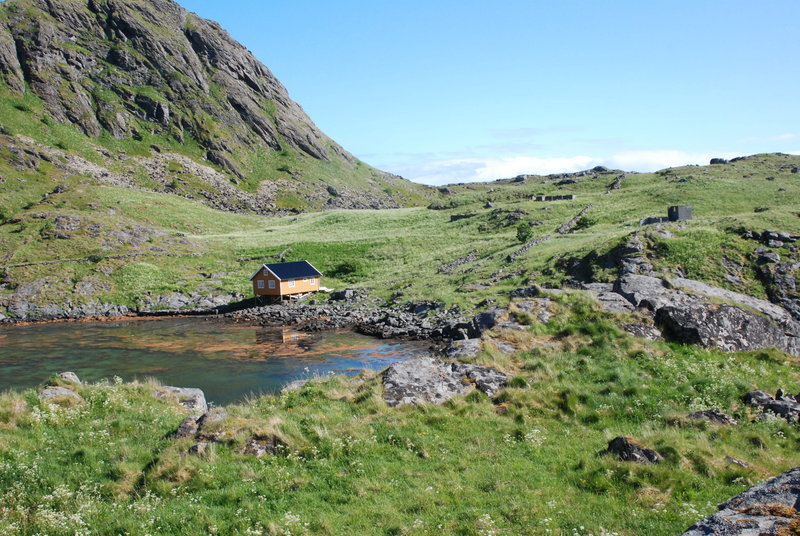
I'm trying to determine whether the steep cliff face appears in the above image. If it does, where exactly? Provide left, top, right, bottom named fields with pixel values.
left=0, top=0, right=427, bottom=211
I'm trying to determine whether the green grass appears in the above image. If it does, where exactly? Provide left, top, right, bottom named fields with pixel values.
left=1, top=295, right=798, bottom=535
left=1, top=153, right=798, bottom=313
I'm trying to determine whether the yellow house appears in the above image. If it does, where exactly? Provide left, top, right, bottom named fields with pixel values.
left=250, top=260, right=322, bottom=300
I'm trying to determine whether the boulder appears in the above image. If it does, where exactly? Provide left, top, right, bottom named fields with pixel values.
left=620, top=323, right=663, bottom=341
left=757, top=250, right=781, bottom=264
left=594, top=292, right=636, bottom=313
left=605, top=436, right=663, bottom=464
left=655, top=304, right=800, bottom=358
left=157, top=386, right=208, bottom=415
left=678, top=466, right=800, bottom=535
left=443, top=338, right=483, bottom=360
left=672, top=277, right=798, bottom=330
left=611, top=274, right=800, bottom=355
left=744, top=390, right=775, bottom=407
left=614, top=274, right=694, bottom=310
left=744, top=389, right=800, bottom=422
left=58, top=371, right=81, bottom=385
left=688, top=409, right=738, bottom=425
left=243, top=436, right=283, bottom=457
left=382, top=356, right=507, bottom=407
left=195, top=409, right=229, bottom=431
left=514, top=298, right=553, bottom=323
left=451, top=362, right=508, bottom=397
left=383, top=356, right=472, bottom=407
left=174, top=416, right=200, bottom=438
left=759, top=261, right=800, bottom=322
left=38, top=386, right=83, bottom=403
left=474, top=308, right=502, bottom=331
left=329, top=288, right=366, bottom=302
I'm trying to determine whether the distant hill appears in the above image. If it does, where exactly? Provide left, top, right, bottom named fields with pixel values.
left=0, top=0, right=431, bottom=212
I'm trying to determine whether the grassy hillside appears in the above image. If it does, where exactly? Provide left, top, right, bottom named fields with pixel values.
left=0, top=84, right=432, bottom=215
left=1, top=153, right=798, bottom=313
left=1, top=294, right=798, bottom=535
left=1, top=154, right=799, bottom=534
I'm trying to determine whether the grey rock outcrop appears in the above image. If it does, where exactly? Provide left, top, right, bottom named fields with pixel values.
left=451, top=362, right=508, bottom=397
left=0, top=0, right=331, bottom=161
left=678, top=466, right=800, bottom=536
left=671, top=277, right=797, bottom=330
left=614, top=274, right=694, bottom=311
left=605, top=436, right=663, bottom=464
left=382, top=356, right=507, bottom=407
left=174, top=416, right=200, bottom=439
left=594, top=292, right=636, bottom=313
left=620, top=323, right=663, bottom=341
left=1, top=291, right=130, bottom=321
left=38, top=386, right=83, bottom=403
left=243, top=436, right=283, bottom=458
left=137, top=292, right=242, bottom=313
left=58, top=371, right=81, bottom=385
left=443, top=338, right=483, bottom=360
left=759, top=261, right=800, bottom=322
left=603, top=274, right=800, bottom=357
left=513, top=298, right=553, bottom=323
left=656, top=304, right=800, bottom=358
left=744, top=389, right=800, bottom=422
left=156, top=386, right=208, bottom=415
left=688, top=409, right=738, bottom=425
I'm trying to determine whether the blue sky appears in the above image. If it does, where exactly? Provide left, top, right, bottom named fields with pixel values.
left=180, top=0, right=800, bottom=185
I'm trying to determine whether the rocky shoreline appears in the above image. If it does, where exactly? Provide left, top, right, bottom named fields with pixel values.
left=4, top=267, right=800, bottom=360
left=0, top=291, right=502, bottom=348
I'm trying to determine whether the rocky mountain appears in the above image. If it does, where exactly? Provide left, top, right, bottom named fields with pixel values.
left=0, top=0, right=429, bottom=212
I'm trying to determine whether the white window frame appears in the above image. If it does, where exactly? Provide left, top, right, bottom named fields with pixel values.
left=257, top=280, right=264, bottom=289
left=310, top=277, right=316, bottom=285
left=288, top=280, right=295, bottom=288
left=268, top=280, right=275, bottom=289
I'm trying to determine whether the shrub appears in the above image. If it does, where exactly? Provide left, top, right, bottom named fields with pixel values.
left=573, top=216, right=597, bottom=231
left=516, top=221, right=533, bottom=243
left=328, top=259, right=367, bottom=282
left=508, top=376, right=529, bottom=388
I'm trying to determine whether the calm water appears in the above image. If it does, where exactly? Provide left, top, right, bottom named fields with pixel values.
left=0, top=318, right=429, bottom=404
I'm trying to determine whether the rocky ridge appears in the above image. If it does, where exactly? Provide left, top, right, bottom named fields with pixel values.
left=0, top=0, right=423, bottom=211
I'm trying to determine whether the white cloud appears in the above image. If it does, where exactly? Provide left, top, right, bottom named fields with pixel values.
left=386, top=150, right=743, bottom=186
left=602, top=150, right=740, bottom=173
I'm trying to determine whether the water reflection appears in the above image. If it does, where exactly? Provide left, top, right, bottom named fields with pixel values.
left=0, top=318, right=428, bottom=404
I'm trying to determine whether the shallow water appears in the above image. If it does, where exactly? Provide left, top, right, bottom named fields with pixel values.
left=0, top=317, right=429, bottom=404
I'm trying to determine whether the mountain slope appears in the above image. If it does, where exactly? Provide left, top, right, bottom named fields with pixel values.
left=0, top=0, right=430, bottom=211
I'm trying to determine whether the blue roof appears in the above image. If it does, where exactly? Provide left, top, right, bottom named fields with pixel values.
left=250, top=260, right=322, bottom=281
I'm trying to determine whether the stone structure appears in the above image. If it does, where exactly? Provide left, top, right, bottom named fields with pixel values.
left=641, top=205, right=693, bottom=225
left=533, top=194, right=576, bottom=202
left=668, top=205, right=693, bottom=222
